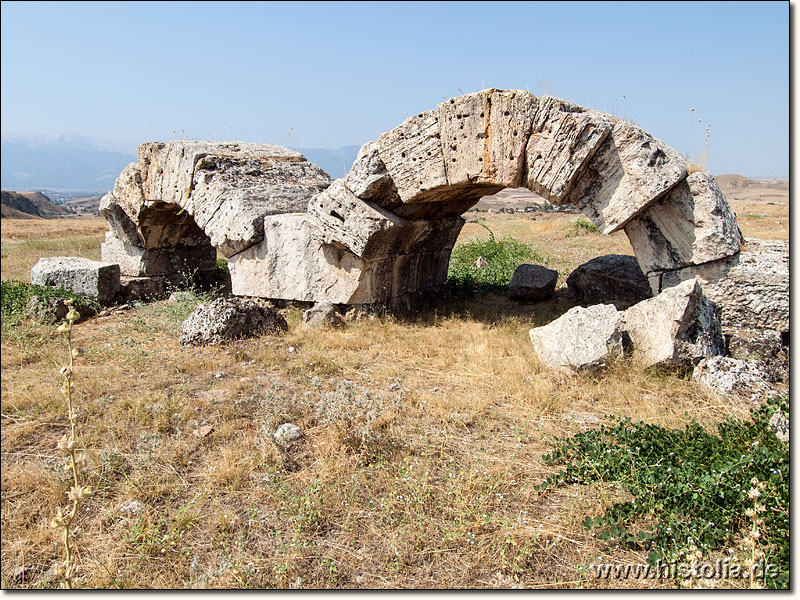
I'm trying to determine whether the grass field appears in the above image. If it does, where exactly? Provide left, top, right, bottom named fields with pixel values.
left=0, top=202, right=788, bottom=589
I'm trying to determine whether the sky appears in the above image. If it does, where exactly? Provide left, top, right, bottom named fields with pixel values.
left=0, top=1, right=790, bottom=177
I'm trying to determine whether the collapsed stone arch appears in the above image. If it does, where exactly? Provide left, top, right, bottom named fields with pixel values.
left=101, top=90, right=744, bottom=315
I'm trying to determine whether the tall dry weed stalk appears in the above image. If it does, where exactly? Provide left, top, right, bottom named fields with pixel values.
left=50, top=299, right=92, bottom=588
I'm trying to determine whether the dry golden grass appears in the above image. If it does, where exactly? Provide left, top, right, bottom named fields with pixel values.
left=0, top=209, right=783, bottom=589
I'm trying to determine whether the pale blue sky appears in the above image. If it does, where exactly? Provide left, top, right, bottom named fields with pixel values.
left=1, top=1, right=789, bottom=177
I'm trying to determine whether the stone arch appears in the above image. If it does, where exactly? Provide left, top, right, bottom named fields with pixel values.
left=101, top=90, right=743, bottom=313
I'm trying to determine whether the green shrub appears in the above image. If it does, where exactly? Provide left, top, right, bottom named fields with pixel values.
left=1, top=279, right=100, bottom=319
left=568, top=217, right=599, bottom=235
left=446, top=228, right=543, bottom=296
left=536, top=397, right=789, bottom=588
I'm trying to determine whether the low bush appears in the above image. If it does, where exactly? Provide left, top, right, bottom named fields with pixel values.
left=1, top=279, right=100, bottom=319
left=536, top=397, right=789, bottom=588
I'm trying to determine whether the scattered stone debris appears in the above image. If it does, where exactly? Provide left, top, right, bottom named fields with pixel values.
left=565, top=254, right=651, bottom=309
left=768, top=411, right=789, bottom=444
left=508, top=264, right=558, bottom=301
left=179, top=297, right=287, bottom=346
left=302, top=301, right=344, bottom=329
left=274, top=423, right=302, bottom=445
left=692, top=356, right=778, bottom=405
left=118, top=499, right=146, bottom=516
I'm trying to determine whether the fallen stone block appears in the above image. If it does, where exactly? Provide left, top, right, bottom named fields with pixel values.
left=565, top=120, right=688, bottom=233
left=726, top=329, right=788, bottom=383
left=119, top=276, right=167, bottom=302
left=529, top=304, right=631, bottom=372
left=624, top=171, right=743, bottom=274
left=302, top=301, right=344, bottom=329
left=509, top=264, right=558, bottom=301
left=525, top=96, right=613, bottom=204
left=179, top=297, right=287, bottom=346
left=31, top=256, right=120, bottom=305
left=344, top=141, right=402, bottom=208
left=565, top=254, right=651, bottom=309
left=655, top=239, right=788, bottom=333
left=692, top=356, right=779, bottom=406
left=622, top=278, right=724, bottom=368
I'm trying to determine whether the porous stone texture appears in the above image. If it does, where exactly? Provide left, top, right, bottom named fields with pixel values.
left=692, top=356, right=778, bottom=405
left=302, top=302, right=344, bottom=329
left=768, top=411, right=789, bottom=444
left=99, top=91, right=744, bottom=315
left=179, top=297, right=287, bottom=346
left=529, top=304, right=631, bottom=372
left=31, top=256, right=120, bottom=305
left=726, top=329, right=788, bottom=383
left=274, top=423, right=302, bottom=445
left=565, top=120, right=688, bottom=234
left=508, top=264, right=558, bottom=301
left=525, top=96, right=613, bottom=203
left=655, top=239, right=788, bottom=333
left=622, top=278, right=724, bottom=368
left=565, top=254, right=651, bottom=310
left=624, top=171, right=743, bottom=275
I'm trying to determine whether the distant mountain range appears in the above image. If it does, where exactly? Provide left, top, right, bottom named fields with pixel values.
left=0, top=134, right=362, bottom=193
left=0, top=190, right=75, bottom=219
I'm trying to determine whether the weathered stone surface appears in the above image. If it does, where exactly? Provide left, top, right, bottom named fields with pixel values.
left=487, top=90, right=539, bottom=187
left=101, top=229, right=217, bottom=278
left=508, top=264, right=558, bottom=301
left=179, top=297, right=287, bottom=346
left=622, top=278, right=724, bottom=368
left=439, top=90, right=492, bottom=185
left=656, top=239, right=788, bottom=332
left=692, top=356, right=778, bottom=405
left=376, top=110, right=448, bottom=203
left=529, top=304, right=631, bottom=372
left=31, top=257, right=120, bottom=305
left=769, top=411, right=789, bottom=444
left=625, top=171, right=743, bottom=274
left=118, top=499, right=146, bottom=516
left=119, top=276, right=167, bottom=302
left=566, top=120, right=688, bottom=233
left=274, top=423, right=302, bottom=445
left=525, top=96, right=613, bottom=203
left=307, top=180, right=408, bottom=259
left=302, top=301, right=344, bottom=329
left=726, top=329, right=788, bottom=383
left=344, top=141, right=401, bottom=208
left=565, top=254, right=651, bottom=310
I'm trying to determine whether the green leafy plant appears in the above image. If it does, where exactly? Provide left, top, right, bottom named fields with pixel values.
left=536, top=397, right=788, bottom=588
left=567, top=217, right=599, bottom=236
left=1, top=279, right=99, bottom=319
left=446, top=226, right=542, bottom=296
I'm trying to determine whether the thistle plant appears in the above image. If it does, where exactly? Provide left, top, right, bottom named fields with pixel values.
left=744, top=477, right=767, bottom=589
left=50, top=299, right=92, bottom=588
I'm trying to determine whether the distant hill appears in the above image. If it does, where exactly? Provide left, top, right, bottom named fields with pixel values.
left=1, top=190, right=74, bottom=219
left=64, top=195, right=103, bottom=216
left=1, top=134, right=135, bottom=190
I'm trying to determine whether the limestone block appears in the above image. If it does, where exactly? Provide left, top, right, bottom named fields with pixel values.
left=31, top=256, right=120, bottom=305
left=439, top=90, right=492, bottom=185
left=376, top=109, right=448, bottom=203
left=622, top=278, right=724, bottom=368
left=692, top=356, right=779, bottom=405
left=228, top=214, right=376, bottom=304
left=525, top=96, right=613, bottom=204
left=529, top=304, right=631, bottom=372
left=566, top=120, right=688, bottom=233
left=344, top=141, right=401, bottom=208
left=508, top=264, right=558, bottom=301
left=625, top=171, right=743, bottom=274
left=101, top=230, right=217, bottom=277
left=565, top=254, right=651, bottom=310
left=657, top=239, right=788, bottom=333
left=487, top=89, right=539, bottom=187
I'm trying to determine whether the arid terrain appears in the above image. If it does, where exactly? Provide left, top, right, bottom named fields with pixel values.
left=0, top=177, right=788, bottom=589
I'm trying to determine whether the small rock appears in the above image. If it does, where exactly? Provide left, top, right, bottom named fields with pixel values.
left=768, top=411, right=789, bottom=444
left=9, top=564, right=39, bottom=584
left=692, top=356, right=778, bottom=405
left=302, top=301, right=344, bottom=329
left=179, top=297, right=287, bottom=346
left=509, top=264, right=558, bottom=302
left=471, top=256, right=489, bottom=269
left=274, top=423, right=302, bottom=444
left=118, top=499, right=146, bottom=516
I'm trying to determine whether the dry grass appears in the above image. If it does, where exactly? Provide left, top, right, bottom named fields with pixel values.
left=0, top=209, right=781, bottom=589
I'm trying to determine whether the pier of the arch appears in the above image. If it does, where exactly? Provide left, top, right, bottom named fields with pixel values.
left=100, top=90, right=743, bottom=313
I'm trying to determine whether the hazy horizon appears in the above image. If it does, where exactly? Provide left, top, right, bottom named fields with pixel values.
left=1, top=1, right=789, bottom=178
